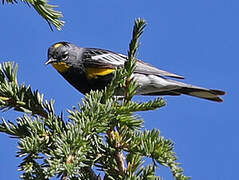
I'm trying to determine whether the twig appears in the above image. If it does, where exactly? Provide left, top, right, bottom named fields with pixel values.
left=107, top=129, right=126, bottom=175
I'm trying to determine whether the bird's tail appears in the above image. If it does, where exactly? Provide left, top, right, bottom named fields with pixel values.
left=143, top=79, right=226, bottom=102
left=172, top=87, right=225, bottom=102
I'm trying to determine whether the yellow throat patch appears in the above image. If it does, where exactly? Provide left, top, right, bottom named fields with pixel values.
left=86, top=67, right=115, bottom=79
left=52, top=62, right=70, bottom=73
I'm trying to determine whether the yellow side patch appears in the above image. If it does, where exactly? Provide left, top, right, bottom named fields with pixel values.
left=86, top=67, right=115, bottom=79
left=52, top=62, right=70, bottom=73
left=53, top=43, right=63, bottom=49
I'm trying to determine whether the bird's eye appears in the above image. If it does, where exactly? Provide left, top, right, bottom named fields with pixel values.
left=62, top=52, right=69, bottom=60
left=53, top=52, right=58, bottom=59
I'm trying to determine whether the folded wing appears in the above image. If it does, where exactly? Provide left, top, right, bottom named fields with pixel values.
left=82, top=48, right=184, bottom=79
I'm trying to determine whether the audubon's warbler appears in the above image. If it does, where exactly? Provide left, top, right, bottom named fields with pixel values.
left=45, top=42, right=225, bottom=102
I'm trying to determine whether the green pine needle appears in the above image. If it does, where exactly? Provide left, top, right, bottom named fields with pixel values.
left=2, top=0, right=64, bottom=30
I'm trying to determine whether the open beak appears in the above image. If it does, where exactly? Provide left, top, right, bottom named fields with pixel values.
left=45, top=58, right=56, bottom=65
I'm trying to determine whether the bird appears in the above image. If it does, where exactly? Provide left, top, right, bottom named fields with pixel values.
left=45, top=42, right=225, bottom=102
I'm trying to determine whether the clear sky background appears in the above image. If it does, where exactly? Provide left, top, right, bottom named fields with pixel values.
left=0, top=0, right=237, bottom=179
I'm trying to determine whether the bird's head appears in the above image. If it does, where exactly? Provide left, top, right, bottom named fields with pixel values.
left=46, top=42, right=80, bottom=73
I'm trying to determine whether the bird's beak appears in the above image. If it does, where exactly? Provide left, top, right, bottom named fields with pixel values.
left=45, top=58, right=56, bottom=65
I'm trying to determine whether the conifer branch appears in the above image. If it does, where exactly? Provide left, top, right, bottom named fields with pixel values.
left=98, top=19, right=149, bottom=178
left=129, top=129, right=190, bottom=180
left=102, top=18, right=147, bottom=178
left=0, top=62, right=52, bottom=119
left=124, top=18, right=147, bottom=103
left=2, top=0, right=64, bottom=30
left=116, top=98, right=166, bottom=113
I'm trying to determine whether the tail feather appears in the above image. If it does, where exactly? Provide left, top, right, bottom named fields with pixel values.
left=143, top=88, right=225, bottom=102
left=142, top=80, right=226, bottom=102
left=175, top=87, right=225, bottom=102
left=210, top=89, right=226, bottom=95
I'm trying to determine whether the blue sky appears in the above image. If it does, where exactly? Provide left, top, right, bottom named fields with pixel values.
left=0, top=0, right=237, bottom=179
